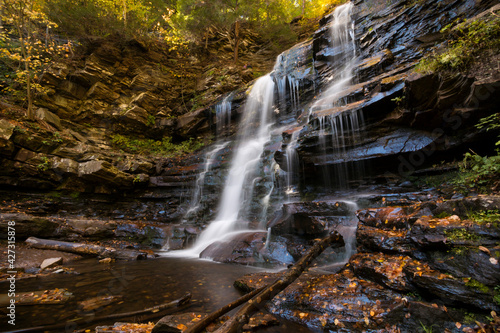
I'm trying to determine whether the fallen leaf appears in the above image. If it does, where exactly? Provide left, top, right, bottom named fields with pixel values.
left=489, top=257, right=498, bottom=265
left=479, top=246, right=490, bottom=255
left=455, top=322, right=462, bottom=329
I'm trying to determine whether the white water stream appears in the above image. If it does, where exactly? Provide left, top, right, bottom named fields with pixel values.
left=169, top=74, right=275, bottom=257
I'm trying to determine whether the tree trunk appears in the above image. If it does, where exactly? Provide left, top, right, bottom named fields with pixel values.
left=234, top=20, right=240, bottom=63
left=302, top=0, right=306, bottom=16
left=25, top=237, right=148, bottom=260
left=198, top=232, right=344, bottom=333
left=183, top=286, right=265, bottom=333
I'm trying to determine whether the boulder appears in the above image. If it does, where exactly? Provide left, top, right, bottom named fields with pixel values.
left=40, top=257, right=63, bottom=270
left=199, top=231, right=268, bottom=265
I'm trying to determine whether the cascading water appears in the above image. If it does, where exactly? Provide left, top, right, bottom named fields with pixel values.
left=171, top=74, right=275, bottom=256
left=309, top=2, right=364, bottom=189
left=183, top=141, right=228, bottom=221
left=311, top=2, right=356, bottom=112
left=215, top=94, right=232, bottom=138
left=285, top=131, right=300, bottom=198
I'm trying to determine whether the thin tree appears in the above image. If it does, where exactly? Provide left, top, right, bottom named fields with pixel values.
left=3, top=0, right=35, bottom=119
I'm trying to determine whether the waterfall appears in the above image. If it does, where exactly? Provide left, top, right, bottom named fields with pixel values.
left=183, top=141, right=228, bottom=221
left=285, top=130, right=300, bottom=198
left=171, top=74, right=275, bottom=256
left=309, top=2, right=363, bottom=188
left=167, top=2, right=359, bottom=261
left=311, top=2, right=356, bottom=112
left=215, top=95, right=232, bottom=138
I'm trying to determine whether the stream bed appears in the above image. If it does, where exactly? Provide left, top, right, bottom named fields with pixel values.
left=1, top=257, right=315, bottom=332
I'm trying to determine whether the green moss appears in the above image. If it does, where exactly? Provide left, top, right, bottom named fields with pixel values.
left=494, top=286, right=500, bottom=305
left=469, top=210, right=500, bottom=226
left=110, top=134, right=207, bottom=156
left=435, top=211, right=451, bottom=219
left=465, top=278, right=490, bottom=293
left=444, top=228, right=479, bottom=242
left=416, top=15, right=500, bottom=73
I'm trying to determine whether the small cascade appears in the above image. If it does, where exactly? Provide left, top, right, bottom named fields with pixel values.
left=306, top=2, right=363, bottom=189
left=285, top=131, right=300, bottom=198
left=312, top=200, right=359, bottom=272
left=317, top=108, right=365, bottom=187
left=272, top=41, right=311, bottom=115
left=215, top=94, right=232, bottom=137
left=311, top=2, right=356, bottom=112
left=171, top=74, right=276, bottom=256
left=183, top=142, right=229, bottom=221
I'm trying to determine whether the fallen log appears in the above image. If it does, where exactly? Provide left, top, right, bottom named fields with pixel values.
left=25, top=236, right=147, bottom=260
left=179, top=286, right=265, bottom=333
left=6, top=293, right=192, bottom=333
left=191, top=231, right=344, bottom=333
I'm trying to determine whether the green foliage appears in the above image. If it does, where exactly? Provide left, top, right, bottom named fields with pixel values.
left=494, top=286, right=500, bottom=305
left=476, top=113, right=500, bottom=146
left=416, top=15, right=500, bottom=73
left=468, top=210, right=500, bottom=226
left=146, top=115, right=156, bottom=127
left=456, top=151, right=500, bottom=191
left=110, top=134, right=206, bottom=156
left=37, top=156, right=51, bottom=171
left=419, top=322, right=434, bottom=333
left=41, top=0, right=175, bottom=38
left=444, top=228, right=479, bottom=242
left=465, top=278, right=490, bottom=293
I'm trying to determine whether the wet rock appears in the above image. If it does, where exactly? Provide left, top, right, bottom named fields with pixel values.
left=349, top=253, right=415, bottom=292
left=162, top=225, right=201, bottom=250
left=199, top=231, right=269, bottom=265
left=152, top=312, right=207, bottom=333
left=268, top=269, right=407, bottom=331
left=356, top=206, right=411, bottom=230
left=356, top=224, right=414, bottom=254
left=433, top=195, right=500, bottom=218
left=0, top=213, right=59, bottom=238
left=243, top=312, right=280, bottom=331
left=234, top=272, right=282, bottom=292
left=408, top=216, right=457, bottom=250
left=40, top=257, right=63, bottom=270
left=422, top=248, right=500, bottom=286
left=404, top=263, right=499, bottom=311
left=269, top=201, right=355, bottom=238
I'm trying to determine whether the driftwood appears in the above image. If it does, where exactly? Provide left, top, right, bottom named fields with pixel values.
left=25, top=237, right=148, bottom=260
left=182, top=286, right=265, bottom=333
left=7, top=293, right=192, bottom=333
left=189, top=231, right=344, bottom=333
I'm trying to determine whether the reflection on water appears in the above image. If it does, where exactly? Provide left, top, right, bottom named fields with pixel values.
left=2, top=257, right=315, bottom=332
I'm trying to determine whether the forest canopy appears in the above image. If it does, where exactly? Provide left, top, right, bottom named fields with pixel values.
left=0, top=0, right=345, bottom=115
